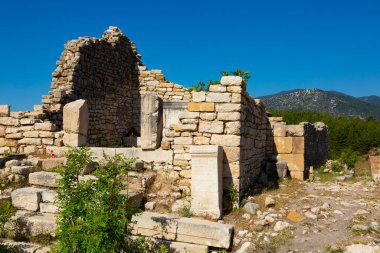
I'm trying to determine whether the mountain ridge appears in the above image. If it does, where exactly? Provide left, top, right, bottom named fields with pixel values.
left=257, top=89, right=380, bottom=120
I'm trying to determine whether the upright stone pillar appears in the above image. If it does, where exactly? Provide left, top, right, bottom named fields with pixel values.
left=141, top=93, right=162, bottom=150
left=190, top=145, right=223, bottom=219
left=63, top=99, right=88, bottom=147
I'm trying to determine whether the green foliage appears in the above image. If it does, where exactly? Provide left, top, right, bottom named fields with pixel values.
left=272, top=110, right=380, bottom=159
left=188, top=80, right=221, bottom=92
left=339, top=147, right=361, bottom=168
left=0, top=200, right=16, bottom=237
left=225, top=183, right=238, bottom=208
left=52, top=147, right=142, bottom=253
left=0, top=243, right=21, bottom=253
left=0, top=177, right=9, bottom=192
left=220, top=69, right=251, bottom=82
left=2, top=150, right=16, bottom=158
left=180, top=205, right=191, bottom=218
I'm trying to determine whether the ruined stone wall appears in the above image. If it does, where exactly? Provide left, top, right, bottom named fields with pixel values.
left=272, top=119, right=328, bottom=180
left=240, top=93, right=272, bottom=196
left=43, top=27, right=142, bottom=146
left=304, top=122, right=328, bottom=169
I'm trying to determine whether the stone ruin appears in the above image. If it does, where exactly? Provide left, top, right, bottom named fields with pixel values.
left=0, top=26, right=329, bottom=251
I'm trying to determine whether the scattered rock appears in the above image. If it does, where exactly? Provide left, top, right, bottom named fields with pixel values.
left=353, top=209, right=370, bottom=216
left=145, top=201, right=156, bottom=211
left=287, top=210, right=306, bottom=222
left=333, top=210, right=344, bottom=215
left=369, top=221, right=380, bottom=232
left=274, top=221, right=291, bottom=231
left=304, top=211, right=317, bottom=220
left=236, top=242, right=256, bottom=253
left=265, top=196, right=275, bottom=207
left=351, top=224, right=369, bottom=232
left=345, top=244, right=379, bottom=253
left=243, top=202, right=259, bottom=214
left=242, top=213, right=251, bottom=220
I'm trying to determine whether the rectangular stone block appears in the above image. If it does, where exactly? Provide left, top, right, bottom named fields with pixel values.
left=0, top=117, right=19, bottom=126
left=210, top=134, right=241, bottom=147
left=369, top=156, right=380, bottom=181
left=0, top=125, right=5, bottom=137
left=0, top=105, right=10, bottom=117
left=215, top=103, right=241, bottom=112
left=286, top=125, right=304, bottom=137
left=220, top=76, right=243, bottom=86
left=274, top=137, right=293, bottom=154
left=277, top=154, right=305, bottom=172
left=292, top=137, right=304, bottom=154
left=206, top=93, right=231, bottom=103
left=190, top=145, right=223, bottom=219
left=35, top=122, right=56, bottom=131
left=19, top=138, right=42, bottom=145
left=11, top=187, right=46, bottom=211
left=217, top=112, right=240, bottom=121
left=29, top=171, right=62, bottom=188
left=198, top=121, right=224, bottom=134
left=63, top=99, right=89, bottom=136
left=141, top=93, right=163, bottom=150
left=187, top=102, right=215, bottom=112
left=273, top=124, right=286, bottom=137
left=63, top=133, right=86, bottom=147
left=131, top=212, right=233, bottom=249
left=191, top=91, right=206, bottom=102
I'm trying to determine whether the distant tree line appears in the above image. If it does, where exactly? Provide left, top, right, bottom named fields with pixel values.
left=272, top=110, right=380, bottom=159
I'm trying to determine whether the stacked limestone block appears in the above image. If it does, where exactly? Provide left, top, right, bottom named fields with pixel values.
left=0, top=105, right=60, bottom=155
left=43, top=27, right=142, bottom=146
left=271, top=118, right=328, bottom=180
left=165, top=76, right=272, bottom=201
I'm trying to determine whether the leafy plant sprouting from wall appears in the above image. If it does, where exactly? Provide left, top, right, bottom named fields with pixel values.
left=188, top=80, right=221, bottom=92
left=221, top=69, right=251, bottom=83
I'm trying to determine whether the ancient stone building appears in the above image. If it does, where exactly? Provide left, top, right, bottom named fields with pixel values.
left=0, top=27, right=328, bottom=218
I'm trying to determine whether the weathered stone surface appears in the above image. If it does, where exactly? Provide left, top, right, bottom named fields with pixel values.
left=131, top=212, right=233, bottom=248
left=220, top=76, right=243, bottom=86
left=13, top=212, right=56, bottom=237
left=19, top=138, right=42, bottom=145
left=63, top=99, right=89, bottom=136
left=191, top=91, right=206, bottom=102
left=141, top=93, right=163, bottom=150
left=11, top=166, right=33, bottom=175
left=274, top=137, right=293, bottom=154
left=276, top=160, right=288, bottom=178
left=206, top=92, right=231, bottom=103
left=0, top=125, right=5, bottom=137
left=215, top=103, right=241, bottom=112
left=286, top=125, right=304, bottom=136
left=11, top=187, right=46, bottom=211
left=292, top=137, right=304, bottom=154
left=198, top=120, right=223, bottom=133
left=187, top=102, right=215, bottom=112
left=0, top=117, right=19, bottom=126
left=277, top=154, right=304, bottom=172
left=63, top=133, right=87, bottom=147
left=273, top=124, right=286, bottom=137
left=210, top=134, right=240, bottom=147
left=0, top=105, right=10, bottom=117
left=236, top=242, right=256, bottom=253
left=29, top=172, right=62, bottom=188
left=217, top=112, right=240, bottom=121
left=369, top=156, right=380, bottom=181
left=41, top=158, right=66, bottom=170
left=35, top=122, right=56, bottom=131
left=42, top=189, right=57, bottom=203
left=286, top=210, right=306, bottom=222
left=190, top=145, right=223, bottom=219
left=40, top=203, right=59, bottom=213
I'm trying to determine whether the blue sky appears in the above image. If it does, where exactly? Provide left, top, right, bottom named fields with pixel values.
left=0, top=0, right=379, bottom=110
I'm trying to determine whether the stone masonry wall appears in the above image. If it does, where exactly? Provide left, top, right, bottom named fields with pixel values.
left=167, top=76, right=272, bottom=201
left=272, top=118, right=328, bottom=180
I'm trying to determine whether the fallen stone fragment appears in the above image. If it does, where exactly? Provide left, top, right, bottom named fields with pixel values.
left=287, top=210, right=306, bottom=222
left=351, top=224, right=369, bottom=232
left=236, top=242, right=256, bottom=253
left=345, top=244, right=379, bottom=253
left=274, top=221, right=291, bottom=231
left=29, top=171, right=62, bottom=188
left=11, top=187, right=46, bottom=211
left=353, top=209, right=370, bottom=216
left=265, top=196, right=276, bottom=207
left=243, top=202, right=259, bottom=214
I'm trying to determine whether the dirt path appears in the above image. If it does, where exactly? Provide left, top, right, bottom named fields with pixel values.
left=226, top=175, right=380, bottom=253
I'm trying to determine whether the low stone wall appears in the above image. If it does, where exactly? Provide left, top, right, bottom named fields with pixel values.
left=271, top=118, right=328, bottom=180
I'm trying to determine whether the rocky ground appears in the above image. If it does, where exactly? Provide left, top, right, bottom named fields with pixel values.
left=226, top=162, right=380, bottom=253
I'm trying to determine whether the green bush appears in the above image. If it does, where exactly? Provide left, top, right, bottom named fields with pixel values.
left=0, top=243, right=21, bottom=253
left=52, top=147, right=144, bottom=253
left=0, top=200, right=15, bottom=237
left=272, top=111, right=380, bottom=159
